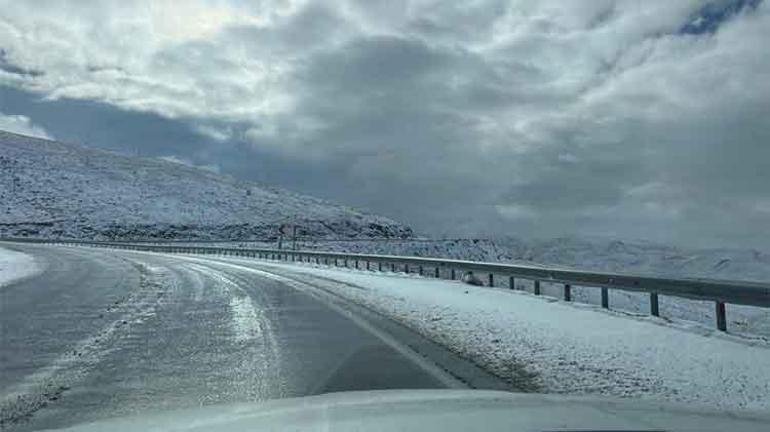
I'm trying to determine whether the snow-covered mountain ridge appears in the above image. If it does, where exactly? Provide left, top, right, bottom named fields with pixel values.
left=0, top=130, right=413, bottom=240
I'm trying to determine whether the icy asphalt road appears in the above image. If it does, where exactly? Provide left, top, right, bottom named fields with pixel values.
left=0, top=244, right=509, bottom=431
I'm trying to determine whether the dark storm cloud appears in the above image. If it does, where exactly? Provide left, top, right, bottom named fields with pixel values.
left=257, top=35, right=516, bottom=232
left=1, top=0, right=769, bottom=248
left=0, top=49, right=43, bottom=77
left=0, top=86, right=214, bottom=157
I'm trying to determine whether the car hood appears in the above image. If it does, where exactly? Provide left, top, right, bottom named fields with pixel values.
left=45, top=390, right=769, bottom=432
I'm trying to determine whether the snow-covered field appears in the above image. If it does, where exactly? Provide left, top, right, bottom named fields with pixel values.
left=231, top=259, right=770, bottom=412
left=231, top=237, right=770, bottom=282
left=0, top=246, right=41, bottom=287
left=0, top=130, right=411, bottom=240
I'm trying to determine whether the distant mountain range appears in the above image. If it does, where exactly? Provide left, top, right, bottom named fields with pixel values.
left=0, top=130, right=413, bottom=240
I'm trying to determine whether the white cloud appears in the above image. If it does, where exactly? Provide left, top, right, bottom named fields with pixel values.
left=0, top=112, right=51, bottom=139
left=1, top=0, right=769, bottom=247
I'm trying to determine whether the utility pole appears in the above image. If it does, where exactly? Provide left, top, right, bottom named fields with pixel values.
left=277, top=223, right=286, bottom=250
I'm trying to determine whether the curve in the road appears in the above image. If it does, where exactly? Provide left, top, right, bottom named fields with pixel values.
left=0, top=244, right=513, bottom=431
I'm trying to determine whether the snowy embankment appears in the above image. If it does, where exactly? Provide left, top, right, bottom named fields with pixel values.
left=247, top=260, right=770, bottom=412
left=205, top=238, right=770, bottom=335
left=0, top=246, right=41, bottom=287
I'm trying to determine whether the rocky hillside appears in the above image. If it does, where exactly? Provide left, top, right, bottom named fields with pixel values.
left=0, top=131, right=413, bottom=240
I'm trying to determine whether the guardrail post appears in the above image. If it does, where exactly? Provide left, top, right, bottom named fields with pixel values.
left=488, top=273, right=494, bottom=287
left=391, top=263, right=396, bottom=272
left=435, top=267, right=440, bottom=278
left=450, top=269, right=456, bottom=280
left=650, top=293, right=659, bottom=317
left=378, top=262, right=383, bottom=271
left=366, top=261, right=370, bottom=270
left=716, top=301, right=727, bottom=331
left=534, top=280, right=541, bottom=296
left=355, top=260, right=359, bottom=269
left=419, top=265, right=423, bottom=275
left=404, top=264, right=409, bottom=274
left=601, top=288, right=609, bottom=309
left=509, top=276, right=515, bottom=290
left=564, top=284, right=572, bottom=301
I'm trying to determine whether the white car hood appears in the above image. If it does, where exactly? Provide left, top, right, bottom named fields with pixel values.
left=45, top=390, right=770, bottom=432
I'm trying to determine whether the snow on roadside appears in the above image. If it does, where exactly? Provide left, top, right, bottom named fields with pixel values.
left=241, top=260, right=770, bottom=412
left=200, top=238, right=770, bottom=335
left=0, top=245, right=42, bottom=288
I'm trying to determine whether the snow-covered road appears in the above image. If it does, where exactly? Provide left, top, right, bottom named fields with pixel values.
left=3, top=243, right=769, bottom=431
left=0, top=244, right=500, bottom=432
left=209, top=257, right=770, bottom=413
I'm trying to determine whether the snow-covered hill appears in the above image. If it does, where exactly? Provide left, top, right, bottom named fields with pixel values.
left=0, top=130, right=413, bottom=240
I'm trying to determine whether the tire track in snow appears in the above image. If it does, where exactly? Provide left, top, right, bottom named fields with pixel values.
left=171, top=256, right=466, bottom=390
left=180, top=263, right=286, bottom=398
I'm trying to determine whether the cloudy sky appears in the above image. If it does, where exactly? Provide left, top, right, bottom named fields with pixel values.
left=1, top=0, right=769, bottom=248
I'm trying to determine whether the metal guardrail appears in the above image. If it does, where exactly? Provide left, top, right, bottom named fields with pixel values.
left=5, top=238, right=770, bottom=332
